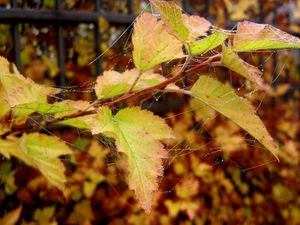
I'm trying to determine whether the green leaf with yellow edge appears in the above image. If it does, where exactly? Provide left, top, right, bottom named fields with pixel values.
left=221, top=45, right=264, bottom=88
left=150, top=0, right=211, bottom=42
left=92, top=107, right=173, bottom=213
left=190, top=32, right=227, bottom=56
left=190, top=76, right=279, bottom=160
left=0, top=133, right=72, bottom=190
left=12, top=101, right=77, bottom=117
left=57, top=114, right=98, bottom=130
left=233, top=21, right=300, bottom=51
left=95, top=68, right=179, bottom=99
left=0, top=206, right=22, bottom=225
left=132, top=12, right=184, bottom=72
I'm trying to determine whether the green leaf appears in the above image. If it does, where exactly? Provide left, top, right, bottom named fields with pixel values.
left=12, top=101, right=77, bottom=117
left=95, top=69, right=179, bottom=99
left=233, top=21, right=300, bottom=51
left=132, top=12, right=184, bottom=72
left=221, top=45, right=264, bottom=88
left=57, top=115, right=98, bottom=130
left=190, top=32, right=228, bottom=56
left=92, top=107, right=173, bottom=213
left=190, top=76, right=279, bottom=160
left=0, top=134, right=72, bottom=190
left=150, top=0, right=211, bottom=42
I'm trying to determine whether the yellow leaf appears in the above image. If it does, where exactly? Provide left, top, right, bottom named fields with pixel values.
left=150, top=0, right=210, bottom=42
left=221, top=45, right=264, bottom=88
left=191, top=76, right=279, bottom=160
left=95, top=68, right=178, bottom=99
left=233, top=21, right=300, bottom=51
left=132, top=12, right=184, bottom=72
left=0, top=133, right=72, bottom=191
left=93, top=107, right=174, bottom=213
left=0, top=206, right=22, bottom=225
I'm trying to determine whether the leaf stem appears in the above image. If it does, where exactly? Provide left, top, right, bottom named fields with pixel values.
left=1, top=54, right=220, bottom=138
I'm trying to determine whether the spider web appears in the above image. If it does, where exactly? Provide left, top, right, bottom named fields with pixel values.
left=2, top=1, right=297, bottom=212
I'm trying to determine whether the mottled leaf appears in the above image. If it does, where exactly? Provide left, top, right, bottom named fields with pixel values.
left=189, top=32, right=228, bottom=55
left=233, top=21, right=300, bottom=51
left=191, top=76, right=279, bottom=160
left=92, top=107, right=173, bottom=213
left=95, top=69, right=178, bottom=99
left=221, top=45, right=264, bottom=88
left=0, top=57, right=59, bottom=108
left=132, top=12, right=184, bottom=72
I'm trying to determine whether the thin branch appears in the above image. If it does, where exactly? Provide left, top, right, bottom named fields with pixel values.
left=1, top=54, right=221, bottom=138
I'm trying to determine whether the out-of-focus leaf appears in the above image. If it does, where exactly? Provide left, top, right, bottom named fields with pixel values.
left=224, top=0, right=258, bottom=20
left=0, top=206, right=22, bottom=225
left=150, top=0, right=210, bottom=42
left=190, top=98, right=216, bottom=122
left=165, top=200, right=199, bottom=219
left=132, top=12, right=184, bottom=72
left=189, top=32, right=228, bottom=56
left=175, top=178, right=199, bottom=199
left=95, top=68, right=178, bottom=99
left=191, top=76, right=279, bottom=160
left=67, top=200, right=94, bottom=225
left=221, top=45, right=264, bottom=88
left=34, top=206, right=57, bottom=225
left=92, top=107, right=173, bottom=213
left=233, top=21, right=300, bottom=51
left=0, top=162, right=17, bottom=195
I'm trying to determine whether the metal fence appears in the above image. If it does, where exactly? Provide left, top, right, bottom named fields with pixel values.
left=0, top=0, right=299, bottom=103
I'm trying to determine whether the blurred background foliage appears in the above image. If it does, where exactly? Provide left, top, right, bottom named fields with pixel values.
left=0, top=0, right=299, bottom=224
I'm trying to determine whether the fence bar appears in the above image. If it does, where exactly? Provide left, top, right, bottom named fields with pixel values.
left=127, top=0, right=134, bottom=14
left=182, top=0, right=189, bottom=12
left=10, top=0, right=22, bottom=71
left=56, top=0, right=66, bottom=96
left=0, top=8, right=135, bottom=24
left=94, top=0, right=102, bottom=75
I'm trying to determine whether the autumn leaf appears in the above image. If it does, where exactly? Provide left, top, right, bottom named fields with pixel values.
left=0, top=133, right=72, bottom=190
left=0, top=83, right=10, bottom=118
left=57, top=114, right=98, bottom=130
left=0, top=57, right=59, bottom=108
left=233, top=21, right=300, bottom=51
left=132, top=12, right=184, bottom=72
left=221, top=45, right=264, bottom=88
left=95, top=68, right=178, bottom=99
left=92, top=107, right=173, bottom=213
left=150, top=0, right=211, bottom=42
left=190, top=76, right=279, bottom=160
left=12, top=101, right=79, bottom=117
left=189, top=32, right=228, bottom=56
left=0, top=206, right=22, bottom=225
